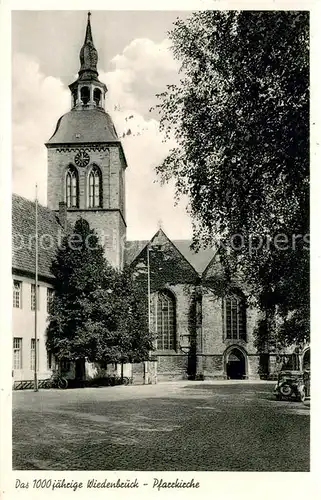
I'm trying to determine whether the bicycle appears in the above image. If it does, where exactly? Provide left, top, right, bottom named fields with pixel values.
left=105, top=374, right=130, bottom=386
left=46, top=370, right=68, bottom=389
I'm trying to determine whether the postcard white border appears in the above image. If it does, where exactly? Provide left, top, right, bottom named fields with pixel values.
left=1, top=1, right=320, bottom=499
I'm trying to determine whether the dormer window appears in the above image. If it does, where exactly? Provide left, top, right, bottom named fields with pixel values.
left=80, top=86, right=90, bottom=105
left=66, top=166, right=79, bottom=208
left=93, top=88, right=101, bottom=106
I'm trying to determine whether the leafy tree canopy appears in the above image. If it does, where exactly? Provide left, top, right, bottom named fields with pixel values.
left=156, top=11, right=309, bottom=345
left=46, top=218, right=152, bottom=364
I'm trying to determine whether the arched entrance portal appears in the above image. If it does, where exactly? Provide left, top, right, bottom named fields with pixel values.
left=226, top=348, right=247, bottom=380
left=302, top=348, right=310, bottom=370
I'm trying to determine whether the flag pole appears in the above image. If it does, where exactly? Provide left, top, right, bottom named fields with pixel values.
left=34, top=184, right=39, bottom=392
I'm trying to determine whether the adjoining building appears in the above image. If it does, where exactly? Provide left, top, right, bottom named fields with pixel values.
left=12, top=195, right=62, bottom=382
left=12, top=13, right=309, bottom=385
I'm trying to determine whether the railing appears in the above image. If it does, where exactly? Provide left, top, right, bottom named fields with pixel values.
left=13, top=379, right=50, bottom=390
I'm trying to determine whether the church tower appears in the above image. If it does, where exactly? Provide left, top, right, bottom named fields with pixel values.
left=46, top=12, right=127, bottom=269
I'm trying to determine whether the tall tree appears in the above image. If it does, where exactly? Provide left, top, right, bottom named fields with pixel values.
left=46, top=218, right=152, bottom=368
left=156, top=11, right=309, bottom=346
left=95, top=267, right=153, bottom=364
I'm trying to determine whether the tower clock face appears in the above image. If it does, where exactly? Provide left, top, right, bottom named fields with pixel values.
left=74, top=150, right=90, bottom=167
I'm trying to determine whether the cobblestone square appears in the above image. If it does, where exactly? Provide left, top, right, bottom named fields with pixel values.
left=13, top=382, right=310, bottom=471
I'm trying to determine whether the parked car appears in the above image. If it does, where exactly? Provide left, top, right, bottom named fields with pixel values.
left=273, top=370, right=310, bottom=402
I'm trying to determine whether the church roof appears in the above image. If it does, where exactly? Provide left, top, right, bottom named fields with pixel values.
left=12, top=194, right=65, bottom=280
left=124, top=240, right=149, bottom=268
left=172, top=240, right=217, bottom=274
left=125, top=238, right=216, bottom=275
left=46, top=108, right=119, bottom=145
left=12, top=195, right=216, bottom=280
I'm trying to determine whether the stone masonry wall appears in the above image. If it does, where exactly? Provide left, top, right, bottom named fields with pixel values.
left=154, top=283, right=195, bottom=380
left=201, top=288, right=260, bottom=378
left=65, top=210, right=126, bottom=269
left=47, top=144, right=126, bottom=268
left=47, top=145, right=124, bottom=211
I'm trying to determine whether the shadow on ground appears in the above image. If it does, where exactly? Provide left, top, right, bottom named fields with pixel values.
left=13, top=382, right=309, bottom=471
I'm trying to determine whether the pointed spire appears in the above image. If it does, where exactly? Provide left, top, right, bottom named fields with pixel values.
left=68, top=11, right=107, bottom=110
left=78, top=11, right=99, bottom=81
left=84, top=12, right=93, bottom=45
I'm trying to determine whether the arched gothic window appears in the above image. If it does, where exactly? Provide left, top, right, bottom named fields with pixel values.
left=66, top=167, right=79, bottom=208
left=153, top=290, right=176, bottom=351
left=223, top=292, right=246, bottom=341
left=88, top=166, right=102, bottom=208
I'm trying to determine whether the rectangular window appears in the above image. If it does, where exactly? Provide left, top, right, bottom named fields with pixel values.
left=13, top=338, right=22, bottom=369
left=30, top=338, right=39, bottom=370
left=13, top=280, right=22, bottom=308
left=47, top=288, right=54, bottom=313
left=31, top=284, right=40, bottom=311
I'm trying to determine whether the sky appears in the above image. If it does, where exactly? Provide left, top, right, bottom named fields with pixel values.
left=12, top=10, right=193, bottom=240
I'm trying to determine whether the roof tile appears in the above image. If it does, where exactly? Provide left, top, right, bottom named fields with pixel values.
left=125, top=237, right=216, bottom=275
left=12, top=194, right=65, bottom=279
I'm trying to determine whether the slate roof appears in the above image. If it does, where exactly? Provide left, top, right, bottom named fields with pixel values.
left=46, top=108, right=119, bottom=145
left=125, top=238, right=216, bottom=275
left=173, top=240, right=217, bottom=275
left=12, top=194, right=65, bottom=280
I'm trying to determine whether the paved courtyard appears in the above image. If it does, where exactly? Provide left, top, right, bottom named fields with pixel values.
left=12, top=381, right=310, bottom=471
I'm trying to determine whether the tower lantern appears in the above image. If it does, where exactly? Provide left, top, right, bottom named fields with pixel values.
left=69, top=12, right=107, bottom=109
